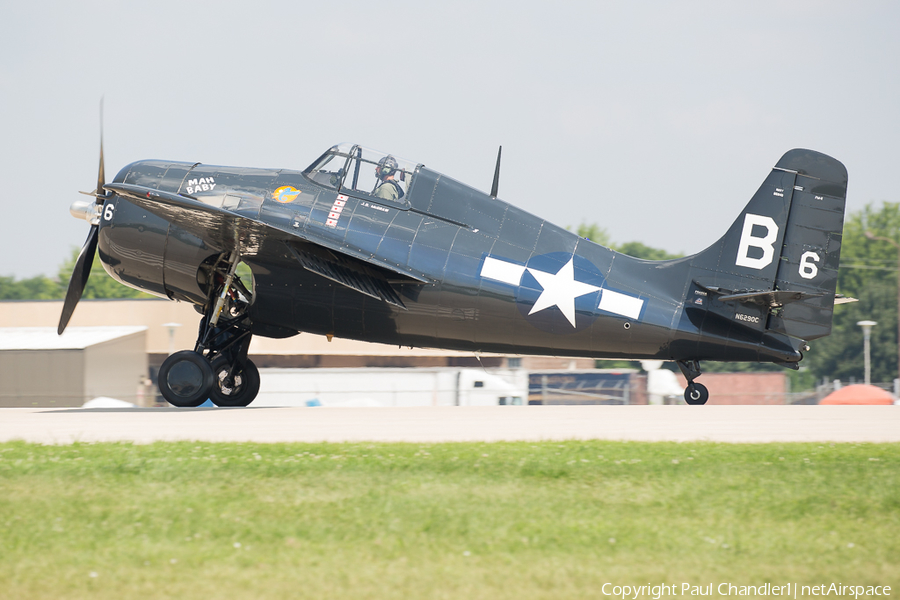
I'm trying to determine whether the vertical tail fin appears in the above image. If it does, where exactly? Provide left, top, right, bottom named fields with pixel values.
left=690, top=149, right=848, bottom=341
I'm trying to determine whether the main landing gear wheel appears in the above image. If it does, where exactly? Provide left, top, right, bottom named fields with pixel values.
left=210, top=356, right=260, bottom=407
left=684, top=383, right=709, bottom=405
left=158, top=351, right=214, bottom=407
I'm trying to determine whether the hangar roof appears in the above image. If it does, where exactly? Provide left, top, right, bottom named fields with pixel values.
left=0, top=327, right=147, bottom=350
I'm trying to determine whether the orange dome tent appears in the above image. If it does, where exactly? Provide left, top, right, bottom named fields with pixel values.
left=820, top=384, right=895, bottom=405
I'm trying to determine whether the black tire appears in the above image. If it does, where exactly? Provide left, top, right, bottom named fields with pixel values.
left=210, top=356, right=260, bottom=407
left=158, top=351, right=214, bottom=408
left=684, top=383, right=709, bottom=405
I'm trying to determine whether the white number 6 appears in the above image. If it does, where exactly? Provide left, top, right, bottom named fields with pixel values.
left=104, top=204, right=115, bottom=221
left=799, top=251, right=819, bottom=279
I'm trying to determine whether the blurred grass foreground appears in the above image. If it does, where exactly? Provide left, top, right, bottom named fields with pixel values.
left=0, top=441, right=898, bottom=599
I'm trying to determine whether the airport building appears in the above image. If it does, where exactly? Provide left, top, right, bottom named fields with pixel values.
left=0, top=299, right=594, bottom=407
left=0, top=299, right=595, bottom=372
left=1, top=299, right=798, bottom=407
left=0, top=326, right=148, bottom=407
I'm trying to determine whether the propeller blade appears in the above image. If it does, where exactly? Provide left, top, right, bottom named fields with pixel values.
left=59, top=100, right=109, bottom=335
left=96, top=99, right=105, bottom=202
left=57, top=224, right=99, bottom=335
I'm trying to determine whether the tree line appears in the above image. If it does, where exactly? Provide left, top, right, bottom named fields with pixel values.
left=804, top=202, right=900, bottom=385
left=0, top=248, right=149, bottom=300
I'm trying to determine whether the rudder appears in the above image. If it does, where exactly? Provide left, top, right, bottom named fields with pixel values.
left=767, top=149, right=848, bottom=340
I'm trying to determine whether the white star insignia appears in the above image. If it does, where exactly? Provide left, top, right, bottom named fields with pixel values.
left=479, top=255, right=646, bottom=325
left=526, top=257, right=600, bottom=327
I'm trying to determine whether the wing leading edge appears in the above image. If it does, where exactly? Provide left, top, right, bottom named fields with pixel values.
left=105, top=182, right=426, bottom=308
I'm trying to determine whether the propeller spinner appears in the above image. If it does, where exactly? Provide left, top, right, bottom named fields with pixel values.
left=58, top=112, right=108, bottom=335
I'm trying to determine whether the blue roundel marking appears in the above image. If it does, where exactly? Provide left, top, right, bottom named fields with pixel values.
left=514, top=252, right=606, bottom=334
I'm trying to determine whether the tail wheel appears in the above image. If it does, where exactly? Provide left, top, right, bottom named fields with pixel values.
left=158, top=351, right=214, bottom=407
left=684, top=383, right=709, bottom=405
left=210, top=356, right=260, bottom=407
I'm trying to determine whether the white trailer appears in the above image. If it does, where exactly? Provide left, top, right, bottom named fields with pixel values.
left=254, top=367, right=527, bottom=407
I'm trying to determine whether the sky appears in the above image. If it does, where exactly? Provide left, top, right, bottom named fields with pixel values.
left=2, top=1, right=899, bottom=279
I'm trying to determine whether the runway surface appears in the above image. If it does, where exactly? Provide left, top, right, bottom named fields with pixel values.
left=1, top=405, right=898, bottom=444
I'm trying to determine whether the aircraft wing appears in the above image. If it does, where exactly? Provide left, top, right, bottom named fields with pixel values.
left=105, top=183, right=426, bottom=308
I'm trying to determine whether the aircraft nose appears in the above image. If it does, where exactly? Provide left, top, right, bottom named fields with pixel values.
left=70, top=200, right=100, bottom=224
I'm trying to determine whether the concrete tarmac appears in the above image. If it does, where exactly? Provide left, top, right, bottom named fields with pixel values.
left=1, top=405, right=898, bottom=444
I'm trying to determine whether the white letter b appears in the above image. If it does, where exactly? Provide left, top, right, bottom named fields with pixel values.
left=736, top=214, right=778, bottom=270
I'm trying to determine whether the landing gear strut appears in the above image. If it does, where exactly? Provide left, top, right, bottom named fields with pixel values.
left=157, top=251, right=259, bottom=407
left=677, top=359, right=709, bottom=405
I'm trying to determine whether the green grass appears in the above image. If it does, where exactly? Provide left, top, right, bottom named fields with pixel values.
left=0, top=441, right=898, bottom=599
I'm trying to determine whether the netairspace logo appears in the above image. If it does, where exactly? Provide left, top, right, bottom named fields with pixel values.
left=600, top=583, right=892, bottom=600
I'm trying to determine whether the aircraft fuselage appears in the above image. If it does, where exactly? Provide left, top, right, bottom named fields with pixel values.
left=97, top=156, right=803, bottom=365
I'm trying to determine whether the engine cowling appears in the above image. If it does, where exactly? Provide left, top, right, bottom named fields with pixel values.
left=98, top=161, right=219, bottom=304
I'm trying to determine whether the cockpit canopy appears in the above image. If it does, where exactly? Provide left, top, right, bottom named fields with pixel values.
left=303, top=143, right=420, bottom=203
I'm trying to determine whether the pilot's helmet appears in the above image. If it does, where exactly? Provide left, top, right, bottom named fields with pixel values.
left=376, top=155, right=398, bottom=180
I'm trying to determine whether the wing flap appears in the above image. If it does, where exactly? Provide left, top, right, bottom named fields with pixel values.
left=287, top=242, right=407, bottom=309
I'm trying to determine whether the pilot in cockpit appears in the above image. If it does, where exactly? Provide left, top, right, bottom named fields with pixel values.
left=373, top=155, right=405, bottom=201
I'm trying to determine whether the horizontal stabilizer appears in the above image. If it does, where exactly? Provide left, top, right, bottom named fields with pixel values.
left=716, top=289, right=824, bottom=308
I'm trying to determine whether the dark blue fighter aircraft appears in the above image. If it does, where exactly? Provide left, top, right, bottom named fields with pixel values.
left=61, top=140, right=849, bottom=407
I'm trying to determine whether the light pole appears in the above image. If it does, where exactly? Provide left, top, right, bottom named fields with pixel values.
left=161, top=322, right=181, bottom=356
left=857, top=320, right=877, bottom=385
left=864, top=231, right=900, bottom=385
